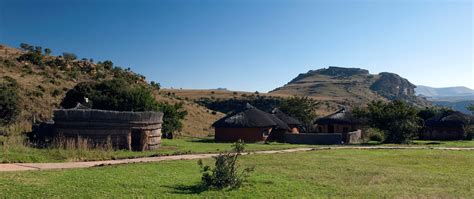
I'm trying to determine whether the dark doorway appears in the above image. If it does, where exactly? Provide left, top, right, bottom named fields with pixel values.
left=131, top=129, right=142, bottom=151
left=343, top=127, right=349, bottom=133
left=328, top=125, right=334, bottom=133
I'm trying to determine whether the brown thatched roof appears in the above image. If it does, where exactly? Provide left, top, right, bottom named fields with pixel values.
left=425, top=111, right=472, bottom=127
left=314, top=108, right=364, bottom=125
left=212, top=103, right=278, bottom=128
left=271, top=108, right=301, bottom=126
left=269, top=114, right=291, bottom=131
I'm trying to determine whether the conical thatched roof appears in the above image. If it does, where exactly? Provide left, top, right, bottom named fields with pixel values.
left=212, top=103, right=278, bottom=128
left=271, top=108, right=301, bottom=126
left=268, top=114, right=291, bottom=131
left=425, top=111, right=472, bottom=127
left=315, top=108, right=364, bottom=125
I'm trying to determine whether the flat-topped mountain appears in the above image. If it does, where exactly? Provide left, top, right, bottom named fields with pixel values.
left=271, top=66, right=427, bottom=106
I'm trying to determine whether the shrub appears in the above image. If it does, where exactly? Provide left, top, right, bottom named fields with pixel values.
left=197, top=140, right=254, bottom=189
left=18, top=52, right=44, bottom=66
left=62, top=52, right=77, bottom=62
left=51, top=89, right=61, bottom=97
left=0, top=81, right=21, bottom=125
left=365, top=128, right=384, bottom=142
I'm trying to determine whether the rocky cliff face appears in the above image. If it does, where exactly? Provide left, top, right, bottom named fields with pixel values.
left=370, top=72, right=416, bottom=100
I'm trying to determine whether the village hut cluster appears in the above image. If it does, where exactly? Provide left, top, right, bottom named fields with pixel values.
left=212, top=104, right=473, bottom=144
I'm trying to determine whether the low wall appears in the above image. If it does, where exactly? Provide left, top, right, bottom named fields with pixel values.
left=346, top=130, right=362, bottom=144
left=53, top=109, right=163, bottom=151
left=284, top=133, right=342, bottom=145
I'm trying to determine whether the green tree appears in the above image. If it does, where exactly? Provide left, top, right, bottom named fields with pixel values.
left=62, top=52, right=77, bottom=63
left=17, top=51, right=44, bottom=66
left=467, top=104, right=474, bottom=114
left=0, top=78, right=21, bottom=125
left=44, top=48, right=52, bottom=55
left=19, top=43, right=33, bottom=52
left=61, top=79, right=187, bottom=135
left=354, top=100, right=421, bottom=143
left=102, top=60, right=113, bottom=70
left=279, top=96, right=319, bottom=132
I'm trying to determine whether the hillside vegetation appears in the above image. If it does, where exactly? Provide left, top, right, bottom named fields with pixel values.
left=0, top=44, right=221, bottom=137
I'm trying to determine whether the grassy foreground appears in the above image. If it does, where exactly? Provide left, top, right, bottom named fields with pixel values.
left=0, top=137, right=311, bottom=163
left=0, top=149, right=473, bottom=198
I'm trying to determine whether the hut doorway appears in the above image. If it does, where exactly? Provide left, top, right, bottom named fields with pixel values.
left=131, top=129, right=145, bottom=151
left=328, top=125, right=335, bottom=133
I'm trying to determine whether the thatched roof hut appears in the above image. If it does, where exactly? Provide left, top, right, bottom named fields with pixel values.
left=315, top=108, right=364, bottom=125
left=213, top=103, right=288, bottom=142
left=425, top=111, right=472, bottom=127
left=271, top=108, right=301, bottom=126
left=422, top=111, right=473, bottom=140
left=212, top=103, right=277, bottom=129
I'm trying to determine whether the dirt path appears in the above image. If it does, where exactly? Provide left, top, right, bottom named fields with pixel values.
left=1, top=146, right=472, bottom=172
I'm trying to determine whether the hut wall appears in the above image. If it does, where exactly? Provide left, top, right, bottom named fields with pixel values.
left=316, top=124, right=360, bottom=134
left=215, top=127, right=269, bottom=143
left=284, top=133, right=342, bottom=145
left=54, top=109, right=163, bottom=151
left=421, top=126, right=466, bottom=140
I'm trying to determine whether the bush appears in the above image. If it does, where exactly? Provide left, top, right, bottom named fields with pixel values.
left=18, top=52, right=44, bottom=66
left=197, top=140, right=254, bottom=189
left=365, top=128, right=384, bottom=142
left=61, top=79, right=187, bottom=135
left=0, top=81, right=21, bottom=125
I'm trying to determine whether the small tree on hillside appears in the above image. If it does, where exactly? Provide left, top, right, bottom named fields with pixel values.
left=62, top=52, right=77, bottom=63
left=279, top=96, right=319, bottom=132
left=44, top=48, right=52, bottom=55
left=353, top=100, right=421, bottom=144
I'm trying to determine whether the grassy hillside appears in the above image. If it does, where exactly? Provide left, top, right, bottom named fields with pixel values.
left=0, top=44, right=221, bottom=137
left=271, top=66, right=430, bottom=107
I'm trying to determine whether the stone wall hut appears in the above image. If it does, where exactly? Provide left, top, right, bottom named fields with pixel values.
left=213, top=104, right=286, bottom=143
left=421, top=111, right=473, bottom=140
left=271, top=108, right=301, bottom=133
left=314, top=108, right=366, bottom=140
left=54, top=108, right=163, bottom=151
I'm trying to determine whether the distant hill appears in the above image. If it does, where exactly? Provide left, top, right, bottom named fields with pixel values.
left=270, top=66, right=429, bottom=107
left=415, top=85, right=474, bottom=99
left=414, top=85, right=474, bottom=114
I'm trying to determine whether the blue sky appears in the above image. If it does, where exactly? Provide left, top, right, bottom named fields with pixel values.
left=1, top=0, right=472, bottom=92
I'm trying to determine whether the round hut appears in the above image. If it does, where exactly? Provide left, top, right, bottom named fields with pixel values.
left=422, top=111, right=473, bottom=140
left=271, top=108, right=301, bottom=133
left=314, top=108, right=365, bottom=134
left=54, top=109, right=163, bottom=151
left=213, top=104, right=279, bottom=143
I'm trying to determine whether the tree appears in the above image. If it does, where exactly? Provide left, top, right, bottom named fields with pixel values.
left=61, top=79, right=187, bottom=135
left=102, top=60, right=113, bottom=70
left=468, top=104, right=474, bottom=115
left=0, top=78, right=21, bottom=125
left=17, top=51, right=44, bottom=66
left=44, top=48, right=52, bottom=55
left=279, top=96, right=319, bottom=132
left=150, top=81, right=160, bottom=90
left=353, top=100, right=421, bottom=144
left=34, top=46, right=42, bottom=54
left=62, top=52, right=77, bottom=63
left=19, top=43, right=33, bottom=52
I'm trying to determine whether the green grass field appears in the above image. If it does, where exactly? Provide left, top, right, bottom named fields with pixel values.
left=0, top=137, right=311, bottom=163
left=0, top=149, right=472, bottom=198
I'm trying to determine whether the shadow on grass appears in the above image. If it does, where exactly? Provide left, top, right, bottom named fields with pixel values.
left=164, top=184, right=208, bottom=194
left=188, top=138, right=216, bottom=143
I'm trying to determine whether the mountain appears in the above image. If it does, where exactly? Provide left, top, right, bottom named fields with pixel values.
left=270, top=66, right=429, bottom=107
left=415, top=85, right=474, bottom=101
